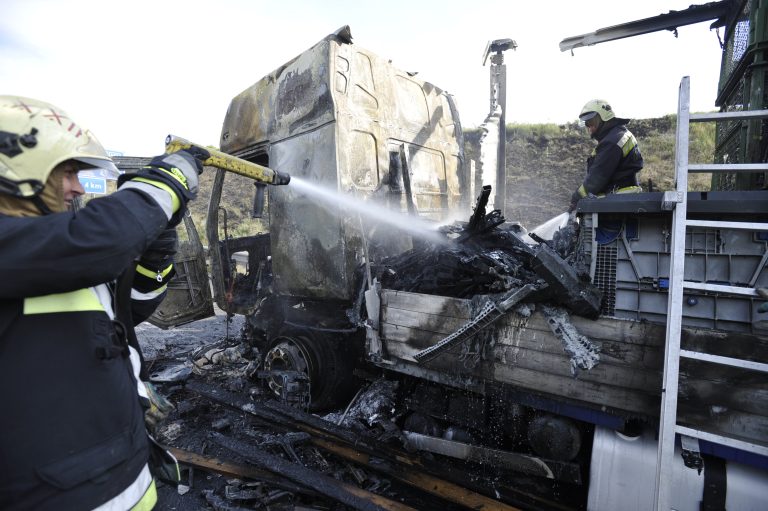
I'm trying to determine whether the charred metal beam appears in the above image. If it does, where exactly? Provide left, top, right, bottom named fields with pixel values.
left=559, top=1, right=732, bottom=52
left=403, top=431, right=582, bottom=485
left=483, top=39, right=516, bottom=215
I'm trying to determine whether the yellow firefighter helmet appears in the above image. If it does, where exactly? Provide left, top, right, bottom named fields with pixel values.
left=0, top=95, right=117, bottom=198
left=579, top=99, right=616, bottom=123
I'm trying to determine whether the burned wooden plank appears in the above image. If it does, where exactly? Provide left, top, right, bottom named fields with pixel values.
left=382, top=297, right=666, bottom=367
left=381, top=307, right=463, bottom=335
left=492, top=346, right=662, bottom=391
left=211, top=433, right=416, bottom=511
left=681, top=328, right=768, bottom=363
left=309, top=438, right=525, bottom=511
left=491, top=315, right=665, bottom=369
left=168, top=447, right=316, bottom=496
left=679, top=360, right=768, bottom=417
left=381, top=290, right=472, bottom=319
left=493, top=364, right=660, bottom=417
left=677, top=403, right=768, bottom=449
left=413, top=284, right=537, bottom=364
left=186, top=379, right=533, bottom=509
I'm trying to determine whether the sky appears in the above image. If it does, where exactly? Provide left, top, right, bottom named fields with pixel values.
left=1, top=0, right=724, bottom=156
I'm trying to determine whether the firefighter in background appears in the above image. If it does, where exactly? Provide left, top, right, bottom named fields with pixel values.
left=569, top=99, right=644, bottom=211
left=0, top=96, right=207, bottom=510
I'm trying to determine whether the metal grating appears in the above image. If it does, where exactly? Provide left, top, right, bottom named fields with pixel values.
left=713, top=1, right=763, bottom=191
left=718, top=1, right=750, bottom=96
left=714, top=82, right=743, bottom=190
left=594, top=242, right=618, bottom=315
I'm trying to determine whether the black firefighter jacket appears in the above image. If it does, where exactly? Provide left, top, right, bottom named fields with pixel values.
left=580, top=118, right=644, bottom=196
left=0, top=188, right=169, bottom=510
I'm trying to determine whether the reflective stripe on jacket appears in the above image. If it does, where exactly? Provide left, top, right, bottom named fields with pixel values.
left=0, top=188, right=170, bottom=510
left=580, top=119, right=644, bottom=197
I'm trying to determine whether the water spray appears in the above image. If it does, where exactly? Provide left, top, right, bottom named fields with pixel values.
left=288, top=177, right=447, bottom=244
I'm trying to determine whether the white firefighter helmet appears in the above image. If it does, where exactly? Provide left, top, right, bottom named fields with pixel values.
left=579, top=99, right=616, bottom=123
left=0, top=95, right=117, bottom=198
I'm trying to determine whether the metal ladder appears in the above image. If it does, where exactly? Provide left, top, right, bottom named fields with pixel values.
left=654, top=76, right=768, bottom=510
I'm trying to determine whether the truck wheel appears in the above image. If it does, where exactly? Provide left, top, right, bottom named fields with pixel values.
left=263, top=328, right=359, bottom=412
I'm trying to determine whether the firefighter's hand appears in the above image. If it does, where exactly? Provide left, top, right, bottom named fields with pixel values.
left=147, top=149, right=206, bottom=196
left=144, top=382, right=175, bottom=431
left=118, top=148, right=207, bottom=226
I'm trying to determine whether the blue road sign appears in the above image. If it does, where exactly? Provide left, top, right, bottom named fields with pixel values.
left=79, top=177, right=107, bottom=194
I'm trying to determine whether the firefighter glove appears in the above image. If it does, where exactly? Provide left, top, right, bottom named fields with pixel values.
left=118, top=148, right=208, bottom=226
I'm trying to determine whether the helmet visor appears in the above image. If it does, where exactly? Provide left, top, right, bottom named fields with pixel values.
left=74, top=157, right=121, bottom=179
left=579, top=111, right=598, bottom=122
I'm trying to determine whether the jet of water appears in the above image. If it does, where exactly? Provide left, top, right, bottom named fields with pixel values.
left=287, top=177, right=447, bottom=244
left=529, top=212, right=570, bottom=241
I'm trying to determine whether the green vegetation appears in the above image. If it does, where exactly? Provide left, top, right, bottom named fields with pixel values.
left=464, top=114, right=716, bottom=228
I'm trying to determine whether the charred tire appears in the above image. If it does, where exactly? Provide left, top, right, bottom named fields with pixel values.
left=263, top=328, right=359, bottom=412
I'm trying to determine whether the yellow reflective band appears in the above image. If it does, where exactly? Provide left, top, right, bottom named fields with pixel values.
left=130, top=479, right=157, bottom=511
left=616, top=185, right=642, bottom=194
left=577, top=184, right=587, bottom=197
left=617, top=132, right=637, bottom=157
left=132, top=177, right=181, bottom=213
left=136, top=263, right=173, bottom=281
left=131, top=286, right=168, bottom=301
left=24, top=288, right=104, bottom=315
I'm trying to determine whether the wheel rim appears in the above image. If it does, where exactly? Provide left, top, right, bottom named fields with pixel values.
left=263, top=336, right=315, bottom=396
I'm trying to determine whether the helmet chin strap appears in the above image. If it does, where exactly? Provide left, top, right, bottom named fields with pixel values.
left=31, top=195, right=53, bottom=215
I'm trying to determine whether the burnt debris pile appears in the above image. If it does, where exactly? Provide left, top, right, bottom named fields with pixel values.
left=375, top=185, right=603, bottom=319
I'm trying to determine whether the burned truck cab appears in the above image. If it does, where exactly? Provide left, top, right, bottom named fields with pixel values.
left=208, top=27, right=467, bottom=409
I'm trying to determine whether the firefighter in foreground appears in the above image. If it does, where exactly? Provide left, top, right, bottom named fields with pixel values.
left=569, top=99, right=644, bottom=211
left=0, top=96, right=207, bottom=510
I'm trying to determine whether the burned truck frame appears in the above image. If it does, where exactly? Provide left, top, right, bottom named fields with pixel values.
left=158, top=7, right=768, bottom=509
